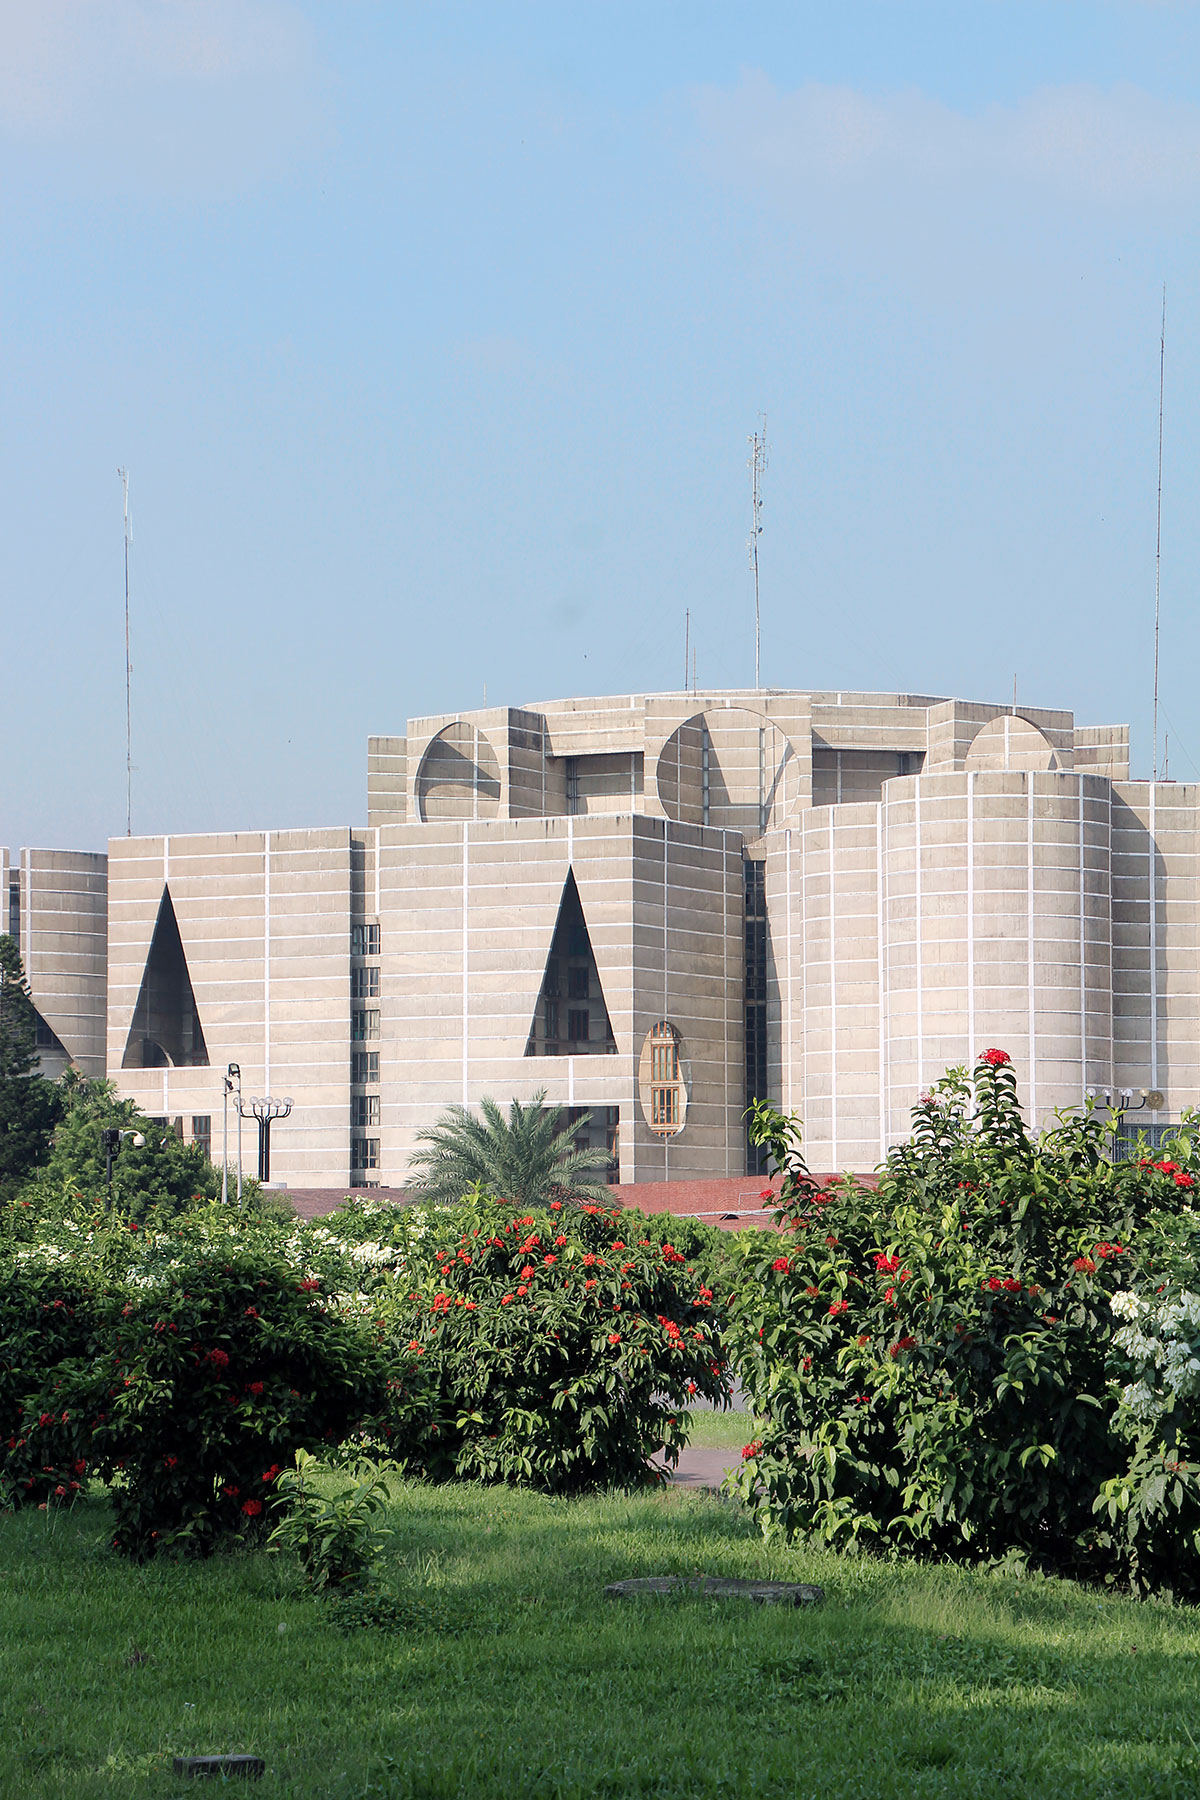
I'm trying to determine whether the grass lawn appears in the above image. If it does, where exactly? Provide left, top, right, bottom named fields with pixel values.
left=3, top=1479, right=1200, bottom=1800
left=682, top=1409, right=752, bottom=1454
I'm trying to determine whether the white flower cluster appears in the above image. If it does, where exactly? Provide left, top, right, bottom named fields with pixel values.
left=1113, top=1288, right=1200, bottom=1422
left=348, top=1240, right=400, bottom=1267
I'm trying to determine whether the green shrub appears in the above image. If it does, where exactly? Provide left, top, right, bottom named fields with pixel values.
left=267, top=1449, right=393, bottom=1590
left=1, top=1228, right=396, bottom=1559
left=0, top=1253, right=104, bottom=1509
left=372, top=1195, right=729, bottom=1490
left=724, top=1053, right=1200, bottom=1594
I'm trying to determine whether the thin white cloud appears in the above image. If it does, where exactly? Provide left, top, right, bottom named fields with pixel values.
left=691, top=73, right=1200, bottom=211
left=0, top=1, right=324, bottom=190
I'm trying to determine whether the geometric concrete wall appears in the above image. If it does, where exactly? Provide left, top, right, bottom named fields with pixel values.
left=6, top=848, right=108, bottom=1078
left=81, top=685, right=1199, bottom=1186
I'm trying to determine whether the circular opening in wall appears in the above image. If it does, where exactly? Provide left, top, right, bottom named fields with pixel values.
left=416, top=722, right=502, bottom=821
left=656, top=708, right=797, bottom=835
left=964, top=715, right=1060, bottom=773
left=638, top=1020, right=687, bottom=1136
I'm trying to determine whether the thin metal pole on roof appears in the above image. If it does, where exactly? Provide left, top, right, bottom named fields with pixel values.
left=749, top=419, right=767, bottom=689
left=1154, top=286, right=1166, bottom=784
left=119, top=468, right=133, bottom=834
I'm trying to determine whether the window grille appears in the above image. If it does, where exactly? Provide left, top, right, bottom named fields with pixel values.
left=351, top=1050, right=379, bottom=1085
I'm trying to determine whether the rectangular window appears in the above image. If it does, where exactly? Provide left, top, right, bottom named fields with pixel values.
left=351, top=965, right=380, bottom=998
left=350, top=1137, right=379, bottom=1171
left=351, top=923, right=381, bottom=957
left=34, top=1017, right=55, bottom=1049
left=191, top=1115, right=212, bottom=1157
left=351, top=1009, right=380, bottom=1041
left=542, top=961, right=560, bottom=998
left=352, top=1094, right=380, bottom=1128
left=650, top=1041, right=678, bottom=1083
left=651, top=1086, right=679, bottom=1128
left=351, top=1050, right=379, bottom=1085
left=543, top=998, right=559, bottom=1042
left=568, top=1009, right=590, bottom=1042
left=568, top=966, right=590, bottom=1000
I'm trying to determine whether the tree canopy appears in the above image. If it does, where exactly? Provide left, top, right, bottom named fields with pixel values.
left=0, top=935, right=62, bottom=1198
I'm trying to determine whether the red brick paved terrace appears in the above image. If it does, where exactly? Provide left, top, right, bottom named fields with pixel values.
left=281, top=1176, right=857, bottom=1227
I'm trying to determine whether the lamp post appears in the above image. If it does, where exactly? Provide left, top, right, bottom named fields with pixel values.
left=222, top=1063, right=240, bottom=1205
left=239, top=1095, right=292, bottom=1185
left=100, top=1126, right=145, bottom=1198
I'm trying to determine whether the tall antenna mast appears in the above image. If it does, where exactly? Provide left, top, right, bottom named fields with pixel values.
left=748, top=417, right=767, bottom=689
left=1153, top=286, right=1166, bottom=784
left=119, top=468, right=133, bottom=835
left=684, top=607, right=690, bottom=692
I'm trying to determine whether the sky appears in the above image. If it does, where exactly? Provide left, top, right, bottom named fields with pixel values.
left=5, top=1, right=1200, bottom=851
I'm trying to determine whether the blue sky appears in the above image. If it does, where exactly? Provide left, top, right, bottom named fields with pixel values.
left=5, top=2, right=1200, bottom=849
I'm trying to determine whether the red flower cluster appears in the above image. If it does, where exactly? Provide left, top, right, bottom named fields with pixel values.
left=1072, top=1256, right=1097, bottom=1274
left=828, top=1300, right=849, bottom=1317
left=888, top=1336, right=917, bottom=1357
left=982, top=1277, right=1023, bottom=1293
left=874, top=1253, right=902, bottom=1274
left=771, top=1257, right=791, bottom=1274
left=241, top=1499, right=262, bottom=1517
left=741, top=1439, right=763, bottom=1461
left=1095, top=1242, right=1126, bottom=1259
left=206, top=1348, right=230, bottom=1371
left=981, top=1047, right=1011, bottom=1067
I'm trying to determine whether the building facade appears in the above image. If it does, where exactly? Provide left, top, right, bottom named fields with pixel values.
left=5, top=686, right=1194, bottom=1187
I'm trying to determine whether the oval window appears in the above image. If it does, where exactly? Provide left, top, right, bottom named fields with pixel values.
left=638, top=1021, right=687, bottom=1136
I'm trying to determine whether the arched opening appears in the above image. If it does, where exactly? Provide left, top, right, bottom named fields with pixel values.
left=964, top=715, right=1061, bottom=773
left=656, top=708, right=796, bottom=835
left=416, top=723, right=502, bottom=821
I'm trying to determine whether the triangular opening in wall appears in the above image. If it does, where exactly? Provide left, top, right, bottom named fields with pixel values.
left=524, top=870, right=615, bottom=1056
left=32, top=1008, right=69, bottom=1063
left=121, top=887, right=209, bottom=1069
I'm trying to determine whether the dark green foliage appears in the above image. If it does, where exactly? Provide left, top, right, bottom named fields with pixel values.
left=375, top=1195, right=729, bottom=1490
left=0, top=935, right=62, bottom=1198
left=406, top=1090, right=613, bottom=1207
left=30, top=1070, right=219, bottom=1218
left=726, top=1055, right=1200, bottom=1594
left=0, top=1259, right=103, bottom=1509
left=1, top=1236, right=393, bottom=1559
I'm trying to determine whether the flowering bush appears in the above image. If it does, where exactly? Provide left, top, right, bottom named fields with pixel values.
left=0, top=1185, right=729, bottom=1545
left=724, top=1054, right=1200, bottom=1592
left=0, top=1257, right=104, bottom=1509
left=0, top=1220, right=395, bottom=1558
left=369, top=1195, right=729, bottom=1491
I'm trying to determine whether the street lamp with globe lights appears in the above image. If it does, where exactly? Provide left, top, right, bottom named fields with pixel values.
left=238, top=1095, right=292, bottom=1186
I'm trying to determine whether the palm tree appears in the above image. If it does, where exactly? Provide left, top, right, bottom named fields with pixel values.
left=405, top=1092, right=614, bottom=1208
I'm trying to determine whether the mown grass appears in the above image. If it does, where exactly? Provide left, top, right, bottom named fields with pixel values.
left=682, top=1408, right=751, bottom=1453
left=3, top=1479, right=1200, bottom=1799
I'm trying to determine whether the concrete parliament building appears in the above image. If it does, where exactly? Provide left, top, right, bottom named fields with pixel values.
left=4, top=686, right=1192, bottom=1188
